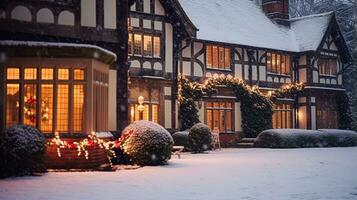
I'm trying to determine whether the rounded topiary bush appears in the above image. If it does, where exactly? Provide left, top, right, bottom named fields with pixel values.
left=189, top=123, right=212, bottom=153
left=0, top=125, right=46, bottom=178
left=121, top=121, right=174, bottom=166
left=172, top=130, right=191, bottom=151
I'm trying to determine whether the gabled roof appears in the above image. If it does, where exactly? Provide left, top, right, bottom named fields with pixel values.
left=290, top=12, right=334, bottom=52
left=177, top=0, right=342, bottom=53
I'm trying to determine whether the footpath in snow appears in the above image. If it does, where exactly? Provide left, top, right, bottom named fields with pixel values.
left=1, top=148, right=357, bottom=200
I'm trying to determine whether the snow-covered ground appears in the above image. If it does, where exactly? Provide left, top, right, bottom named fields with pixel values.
left=1, top=148, right=357, bottom=200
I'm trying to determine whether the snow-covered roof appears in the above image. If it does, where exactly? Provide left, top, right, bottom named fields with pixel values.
left=290, top=12, right=334, bottom=52
left=0, top=40, right=117, bottom=63
left=178, top=0, right=334, bottom=52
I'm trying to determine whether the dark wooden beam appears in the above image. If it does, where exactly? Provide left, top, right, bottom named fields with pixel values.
left=116, top=0, right=130, bottom=134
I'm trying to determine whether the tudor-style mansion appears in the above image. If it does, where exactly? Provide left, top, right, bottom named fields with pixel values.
left=0, top=0, right=352, bottom=147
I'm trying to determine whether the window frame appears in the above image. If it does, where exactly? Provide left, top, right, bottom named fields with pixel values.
left=128, top=32, right=162, bottom=58
left=205, top=100, right=234, bottom=133
left=4, top=66, right=87, bottom=134
left=266, top=52, right=291, bottom=75
left=206, top=44, right=231, bottom=70
left=272, top=103, right=293, bottom=129
left=317, top=57, right=338, bottom=76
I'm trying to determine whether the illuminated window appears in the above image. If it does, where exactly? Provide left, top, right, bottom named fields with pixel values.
left=130, top=33, right=161, bottom=58
left=128, top=34, right=133, bottom=55
left=40, top=84, right=53, bottom=133
left=129, top=104, right=158, bottom=123
left=153, top=37, right=160, bottom=58
left=73, top=84, right=84, bottom=132
left=272, top=104, right=293, bottom=129
left=5, top=66, right=88, bottom=134
left=7, top=68, right=20, bottom=80
left=57, top=84, right=69, bottom=132
left=318, top=58, right=337, bottom=76
left=24, top=68, right=37, bottom=80
left=6, top=84, right=20, bottom=127
left=267, top=52, right=291, bottom=74
left=143, top=35, right=152, bottom=57
left=58, top=68, right=69, bottom=80
left=206, top=45, right=231, bottom=69
left=134, top=34, right=142, bottom=55
left=74, top=69, right=85, bottom=80
left=41, top=68, right=53, bottom=80
left=206, top=101, right=233, bottom=132
left=23, top=84, right=37, bottom=126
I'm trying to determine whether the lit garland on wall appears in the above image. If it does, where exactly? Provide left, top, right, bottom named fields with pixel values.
left=178, top=75, right=304, bottom=136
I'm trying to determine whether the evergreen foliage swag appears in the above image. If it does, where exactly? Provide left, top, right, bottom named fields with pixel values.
left=178, top=76, right=304, bottom=137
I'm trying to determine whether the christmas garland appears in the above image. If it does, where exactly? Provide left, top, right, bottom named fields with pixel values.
left=178, top=75, right=304, bottom=137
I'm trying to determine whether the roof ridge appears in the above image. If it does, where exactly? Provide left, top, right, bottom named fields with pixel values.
left=290, top=11, right=334, bottom=22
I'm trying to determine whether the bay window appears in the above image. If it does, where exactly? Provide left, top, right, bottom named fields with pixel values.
left=206, top=45, right=231, bottom=70
left=318, top=58, right=337, bottom=76
left=128, top=33, right=161, bottom=58
left=5, top=66, right=86, bottom=134
left=272, top=104, right=293, bottom=129
left=206, top=101, right=233, bottom=132
left=266, top=52, right=291, bottom=75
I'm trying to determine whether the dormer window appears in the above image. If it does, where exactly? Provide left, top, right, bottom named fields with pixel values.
left=266, top=52, right=291, bottom=75
left=206, top=45, right=231, bottom=70
left=318, top=58, right=337, bottom=76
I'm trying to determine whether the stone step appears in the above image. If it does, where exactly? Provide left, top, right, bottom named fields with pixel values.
left=236, top=142, right=255, bottom=148
left=240, top=138, right=256, bottom=143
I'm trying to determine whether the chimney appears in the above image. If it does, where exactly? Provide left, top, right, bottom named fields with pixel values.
left=262, top=0, right=290, bottom=26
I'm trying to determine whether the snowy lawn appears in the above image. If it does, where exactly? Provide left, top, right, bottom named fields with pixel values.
left=1, top=148, right=357, bottom=200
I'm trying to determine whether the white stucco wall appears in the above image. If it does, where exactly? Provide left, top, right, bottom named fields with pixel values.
left=81, top=0, right=96, bottom=27
left=108, top=69, right=117, bottom=130
left=235, top=102, right=242, bottom=132
left=104, top=0, right=116, bottom=29
left=165, top=23, right=173, bottom=73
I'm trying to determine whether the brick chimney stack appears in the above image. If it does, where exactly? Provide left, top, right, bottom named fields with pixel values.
left=262, top=0, right=290, bottom=26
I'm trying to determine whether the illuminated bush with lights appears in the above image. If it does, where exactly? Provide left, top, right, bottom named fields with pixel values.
left=121, top=121, right=174, bottom=166
left=189, top=123, right=212, bottom=153
left=0, top=125, right=46, bottom=178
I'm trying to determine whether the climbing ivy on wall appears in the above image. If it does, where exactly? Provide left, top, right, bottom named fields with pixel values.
left=178, top=76, right=304, bottom=137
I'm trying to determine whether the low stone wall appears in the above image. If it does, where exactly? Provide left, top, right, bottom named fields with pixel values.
left=220, top=133, right=239, bottom=147
left=45, top=138, right=109, bottom=169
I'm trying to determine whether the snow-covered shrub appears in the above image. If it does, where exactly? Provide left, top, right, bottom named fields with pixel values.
left=172, top=130, right=191, bottom=151
left=121, top=121, right=174, bottom=166
left=189, top=123, right=212, bottom=153
left=0, top=125, right=46, bottom=178
left=255, top=129, right=357, bottom=148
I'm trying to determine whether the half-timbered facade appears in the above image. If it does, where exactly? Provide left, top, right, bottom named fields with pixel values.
left=127, top=0, right=352, bottom=144
left=0, top=0, right=352, bottom=149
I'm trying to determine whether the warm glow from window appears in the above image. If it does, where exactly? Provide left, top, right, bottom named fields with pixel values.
left=24, top=84, right=37, bottom=126
left=130, top=104, right=158, bottom=123
left=74, top=69, right=85, bottom=80
left=134, top=34, right=142, bottom=55
left=273, top=104, right=293, bottom=129
left=58, top=68, right=69, bottom=80
left=6, top=84, right=20, bottom=127
left=57, top=84, right=69, bottom=132
left=73, top=84, right=84, bottom=132
left=206, top=101, right=233, bottom=132
left=206, top=45, right=230, bottom=69
left=7, top=68, right=20, bottom=80
left=267, top=52, right=291, bottom=74
left=24, top=68, right=37, bottom=80
left=153, top=37, right=160, bottom=58
left=130, top=33, right=161, bottom=58
left=40, top=84, right=53, bottom=133
left=41, top=68, right=54, bottom=80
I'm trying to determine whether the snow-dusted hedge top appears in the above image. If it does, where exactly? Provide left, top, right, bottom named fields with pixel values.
left=121, top=121, right=174, bottom=165
left=189, top=123, right=212, bottom=153
left=255, top=129, right=357, bottom=148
